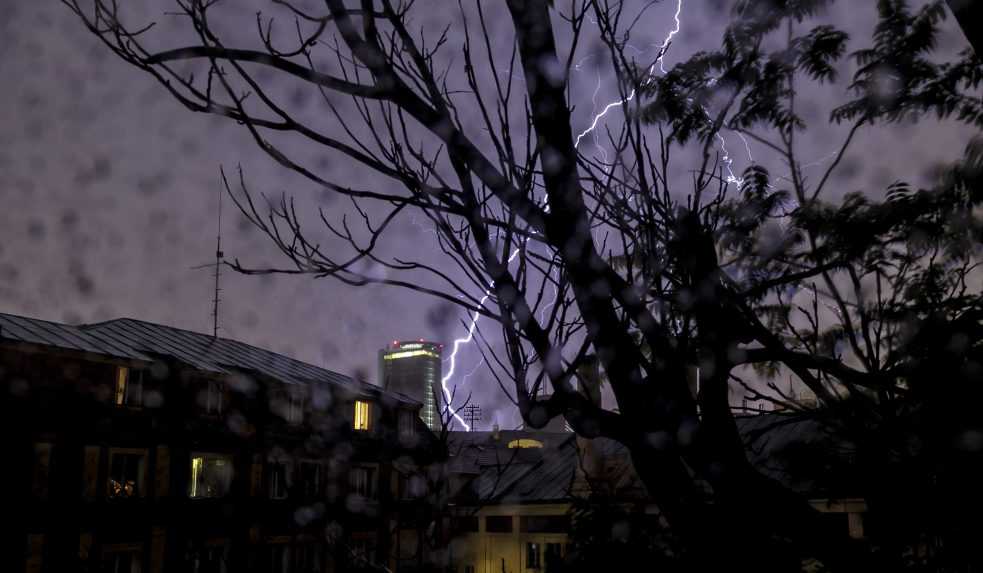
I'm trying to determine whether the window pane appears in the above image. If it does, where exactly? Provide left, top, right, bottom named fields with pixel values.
left=526, top=543, right=541, bottom=569
left=354, top=401, right=370, bottom=431
left=485, top=516, right=512, bottom=533
left=115, top=366, right=128, bottom=406
left=189, top=454, right=233, bottom=498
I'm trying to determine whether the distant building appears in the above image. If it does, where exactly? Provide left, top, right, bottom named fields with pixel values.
left=379, top=341, right=443, bottom=431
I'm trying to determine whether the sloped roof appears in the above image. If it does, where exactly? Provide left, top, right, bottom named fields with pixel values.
left=0, top=312, right=150, bottom=361
left=446, top=415, right=858, bottom=506
left=0, top=312, right=418, bottom=406
left=447, top=430, right=581, bottom=504
left=80, top=318, right=418, bottom=404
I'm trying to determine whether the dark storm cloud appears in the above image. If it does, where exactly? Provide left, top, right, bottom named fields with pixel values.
left=0, top=0, right=974, bottom=429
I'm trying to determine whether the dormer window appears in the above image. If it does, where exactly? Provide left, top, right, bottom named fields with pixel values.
left=354, top=400, right=371, bottom=431
left=114, top=366, right=143, bottom=408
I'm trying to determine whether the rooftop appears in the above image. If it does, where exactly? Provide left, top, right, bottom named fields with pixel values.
left=0, top=311, right=418, bottom=405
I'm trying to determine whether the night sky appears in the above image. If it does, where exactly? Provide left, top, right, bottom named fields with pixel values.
left=1, top=0, right=974, bottom=428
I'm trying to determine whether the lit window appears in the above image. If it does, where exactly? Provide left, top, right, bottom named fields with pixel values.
left=354, top=400, right=371, bottom=431
left=114, top=366, right=143, bottom=408
left=507, top=439, right=543, bottom=449
left=108, top=450, right=146, bottom=498
left=189, top=453, right=233, bottom=499
left=383, top=349, right=440, bottom=360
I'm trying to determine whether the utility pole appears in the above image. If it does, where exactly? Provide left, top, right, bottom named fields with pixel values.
left=462, top=404, right=482, bottom=432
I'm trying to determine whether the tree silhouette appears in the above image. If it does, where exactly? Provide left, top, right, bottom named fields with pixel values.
left=67, top=0, right=981, bottom=569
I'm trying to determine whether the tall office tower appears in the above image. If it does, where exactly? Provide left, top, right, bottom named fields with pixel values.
left=379, top=341, right=443, bottom=431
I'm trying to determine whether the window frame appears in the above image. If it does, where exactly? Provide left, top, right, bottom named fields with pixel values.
left=204, top=379, right=225, bottom=416
left=114, top=366, right=143, bottom=409
left=353, top=400, right=371, bottom=431
left=267, top=458, right=292, bottom=500
left=348, top=465, right=376, bottom=499
left=287, top=392, right=306, bottom=425
left=526, top=542, right=542, bottom=570
left=188, top=452, right=234, bottom=499
left=397, top=409, right=415, bottom=440
left=298, top=460, right=323, bottom=498
left=107, top=448, right=148, bottom=499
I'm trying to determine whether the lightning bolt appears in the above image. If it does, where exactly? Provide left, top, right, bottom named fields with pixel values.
left=442, top=0, right=754, bottom=429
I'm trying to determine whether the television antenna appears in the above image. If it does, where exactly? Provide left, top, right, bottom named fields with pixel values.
left=191, top=185, right=225, bottom=338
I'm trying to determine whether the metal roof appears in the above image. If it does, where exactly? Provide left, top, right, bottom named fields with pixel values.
left=80, top=318, right=417, bottom=403
left=0, top=312, right=417, bottom=406
left=447, top=416, right=858, bottom=505
left=0, top=312, right=151, bottom=361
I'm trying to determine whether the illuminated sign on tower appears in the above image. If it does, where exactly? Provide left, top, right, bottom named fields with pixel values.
left=378, top=340, right=443, bottom=431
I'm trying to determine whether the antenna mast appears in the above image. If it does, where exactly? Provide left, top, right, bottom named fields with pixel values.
left=212, top=187, right=224, bottom=338
left=463, top=404, right=482, bottom=432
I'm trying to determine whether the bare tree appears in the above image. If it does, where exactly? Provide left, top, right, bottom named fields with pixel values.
left=67, top=0, right=982, bottom=569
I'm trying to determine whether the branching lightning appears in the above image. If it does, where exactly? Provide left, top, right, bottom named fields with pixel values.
left=441, top=0, right=756, bottom=429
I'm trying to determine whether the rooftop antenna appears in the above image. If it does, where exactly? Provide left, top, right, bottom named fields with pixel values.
left=191, top=185, right=225, bottom=338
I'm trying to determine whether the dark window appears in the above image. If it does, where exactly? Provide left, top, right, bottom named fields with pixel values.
left=269, top=461, right=291, bottom=500
left=350, top=537, right=374, bottom=565
left=398, top=473, right=426, bottom=500
left=269, top=545, right=290, bottom=573
left=520, top=515, right=570, bottom=533
left=526, top=543, right=541, bottom=569
left=288, top=394, right=305, bottom=425
left=451, top=516, right=479, bottom=534
left=398, top=410, right=415, bottom=439
left=188, top=545, right=226, bottom=573
left=108, top=452, right=145, bottom=498
left=204, top=381, right=224, bottom=416
left=102, top=550, right=142, bottom=573
left=350, top=467, right=375, bottom=498
left=295, top=543, right=322, bottom=573
left=545, top=543, right=563, bottom=571
left=32, top=443, right=52, bottom=499
left=485, top=516, right=512, bottom=533
left=299, top=461, right=322, bottom=498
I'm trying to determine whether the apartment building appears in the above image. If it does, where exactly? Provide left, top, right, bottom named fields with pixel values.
left=2, top=312, right=433, bottom=573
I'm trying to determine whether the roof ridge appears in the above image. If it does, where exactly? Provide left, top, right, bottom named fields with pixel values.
left=82, top=316, right=344, bottom=376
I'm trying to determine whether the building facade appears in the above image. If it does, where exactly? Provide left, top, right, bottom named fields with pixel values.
left=3, top=313, right=436, bottom=573
left=378, top=342, right=443, bottom=431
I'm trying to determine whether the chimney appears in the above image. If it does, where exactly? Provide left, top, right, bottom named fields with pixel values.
left=491, top=423, right=500, bottom=441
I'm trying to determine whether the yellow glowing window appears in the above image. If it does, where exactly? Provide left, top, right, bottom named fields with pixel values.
left=507, top=439, right=544, bottom=449
left=114, top=366, right=128, bottom=406
left=354, top=400, right=371, bottom=431
left=383, top=350, right=439, bottom=360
